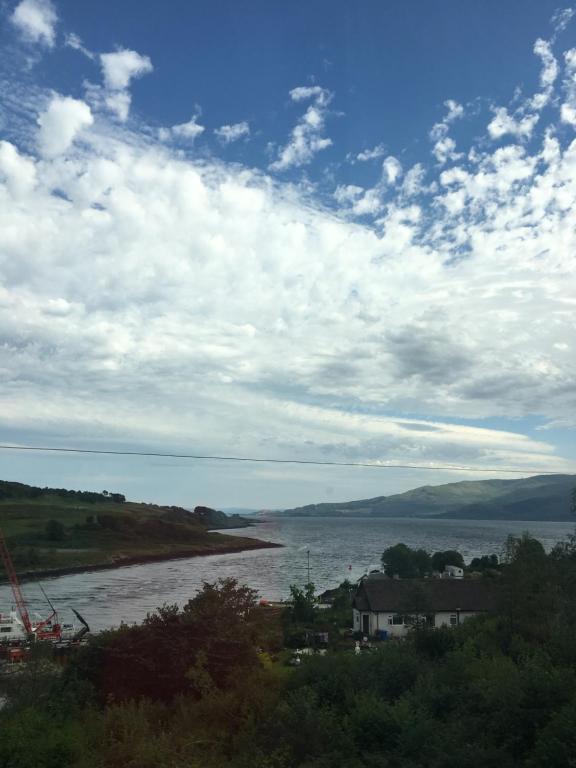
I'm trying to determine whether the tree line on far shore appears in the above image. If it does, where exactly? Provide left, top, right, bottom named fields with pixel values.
left=380, top=542, right=500, bottom=578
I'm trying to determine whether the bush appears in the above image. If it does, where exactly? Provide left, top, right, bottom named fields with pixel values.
left=45, top=520, right=65, bottom=542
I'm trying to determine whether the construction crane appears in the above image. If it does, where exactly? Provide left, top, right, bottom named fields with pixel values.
left=0, top=527, right=33, bottom=638
left=0, top=527, right=61, bottom=642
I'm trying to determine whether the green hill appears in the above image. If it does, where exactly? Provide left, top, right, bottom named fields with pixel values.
left=282, top=474, right=576, bottom=521
left=0, top=480, right=274, bottom=578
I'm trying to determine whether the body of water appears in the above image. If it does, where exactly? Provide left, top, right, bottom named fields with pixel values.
left=1, top=516, right=574, bottom=632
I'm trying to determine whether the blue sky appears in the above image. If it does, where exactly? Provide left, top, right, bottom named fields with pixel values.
left=0, top=0, right=575, bottom=508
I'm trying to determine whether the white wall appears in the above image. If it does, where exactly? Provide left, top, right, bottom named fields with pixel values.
left=353, top=609, right=482, bottom=638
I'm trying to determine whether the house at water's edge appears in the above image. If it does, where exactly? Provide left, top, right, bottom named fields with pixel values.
left=353, top=574, right=498, bottom=638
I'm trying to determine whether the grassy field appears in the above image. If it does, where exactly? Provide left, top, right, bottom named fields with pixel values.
left=0, top=484, right=272, bottom=576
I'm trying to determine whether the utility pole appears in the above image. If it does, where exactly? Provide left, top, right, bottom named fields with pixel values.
left=307, top=549, right=310, bottom=585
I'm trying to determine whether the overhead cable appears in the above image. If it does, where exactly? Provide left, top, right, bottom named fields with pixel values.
left=0, top=443, right=569, bottom=476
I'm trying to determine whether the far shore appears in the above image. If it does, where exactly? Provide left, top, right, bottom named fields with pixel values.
left=1, top=537, right=283, bottom=585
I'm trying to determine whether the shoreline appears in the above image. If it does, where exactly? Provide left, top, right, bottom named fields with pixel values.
left=1, top=538, right=283, bottom=584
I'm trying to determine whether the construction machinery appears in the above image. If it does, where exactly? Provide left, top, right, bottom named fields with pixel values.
left=0, top=528, right=82, bottom=645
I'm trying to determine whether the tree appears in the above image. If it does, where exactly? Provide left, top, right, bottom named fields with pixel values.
left=45, top=519, right=65, bottom=542
left=381, top=543, right=431, bottom=578
left=70, top=578, right=278, bottom=703
left=431, top=550, right=465, bottom=573
left=182, top=577, right=265, bottom=644
left=289, top=582, right=317, bottom=623
left=469, top=554, right=499, bottom=571
left=331, top=580, right=355, bottom=610
left=500, top=533, right=554, bottom=640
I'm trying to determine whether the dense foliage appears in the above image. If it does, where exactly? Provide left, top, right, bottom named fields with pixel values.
left=381, top=543, right=474, bottom=577
left=4, top=533, right=576, bottom=766
left=0, top=480, right=125, bottom=504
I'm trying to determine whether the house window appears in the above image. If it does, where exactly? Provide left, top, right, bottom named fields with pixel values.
left=449, top=614, right=458, bottom=626
left=0, top=626, right=13, bottom=633
left=390, top=614, right=404, bottom=625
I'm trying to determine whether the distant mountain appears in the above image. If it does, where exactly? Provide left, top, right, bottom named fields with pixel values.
left=281, top=474, right=576, bottom=521
left=221, top=507, right=263, bottom=516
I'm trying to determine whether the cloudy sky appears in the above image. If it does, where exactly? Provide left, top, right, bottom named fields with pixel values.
left=0, top=0, right=575, bottom=509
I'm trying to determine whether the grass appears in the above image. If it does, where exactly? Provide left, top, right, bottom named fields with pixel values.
left=0, top=492, right=269, bottom=576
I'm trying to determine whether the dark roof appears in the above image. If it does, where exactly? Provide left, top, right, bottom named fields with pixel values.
left=318, top=588, right=339, bottom=603
left=353, top=577, right=498, bottom=613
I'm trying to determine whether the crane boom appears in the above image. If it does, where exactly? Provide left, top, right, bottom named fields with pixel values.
left=0, top=528, right=33, bottom=636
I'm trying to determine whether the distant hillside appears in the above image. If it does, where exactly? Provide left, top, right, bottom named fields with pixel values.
left=191, top=506, right=252, bottom=529
left=0, top=480, right=274, bottom=578
left=282, top=474, right=576, bottom=521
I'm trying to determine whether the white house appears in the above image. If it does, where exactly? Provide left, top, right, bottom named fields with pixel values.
left=442, top=565, right=464, bottom=579
left=352, top=574, right=497, bottom=638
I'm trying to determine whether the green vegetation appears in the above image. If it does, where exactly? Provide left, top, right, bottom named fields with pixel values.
left=282, top=580, right=354, bottom=649
left=4, top=533, right=576, bottom=766
left=0, top=481, right=272, bottom=575
left=192, top=505, right=252, bottom=529
left=381, top=543, right=469, bottom=577
left=282, top=473, right=576, bottom=521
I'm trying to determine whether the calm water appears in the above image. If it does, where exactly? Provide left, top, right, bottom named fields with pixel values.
left=1, top=516, right=574, bottom=632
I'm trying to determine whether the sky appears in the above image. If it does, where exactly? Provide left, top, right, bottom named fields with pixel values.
left=0, top=0, right=575, bottom=509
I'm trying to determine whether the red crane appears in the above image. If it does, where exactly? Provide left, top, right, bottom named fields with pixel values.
left=0, top=527, right=33, bottom=637
left=0, top=528, right=60, bottom=641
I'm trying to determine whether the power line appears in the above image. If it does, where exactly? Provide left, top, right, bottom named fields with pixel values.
left=0, top=443, right=570, bottom=476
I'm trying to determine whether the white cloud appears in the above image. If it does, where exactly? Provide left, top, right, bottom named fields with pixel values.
left=487, top=107, right=539, bottom=139
left=10, top=0, right=57, bottom=47
left=104, top=91, right=132, bottom=122
left=289, top=85, right=331, bottom=106
left=0, top=140, right=36, bottom=196
left=64, top=32, right=95, bottom=60
left=486, top=35, right=560, bottom=139
left=401, top=164, right=426, bottom=197
left=96, top=48, right=153, bottom=122
left=36, top=95, right=93, bottom=158
left=430, top=99, right=464, bottom=142
left=100, top=49, right=153, bottom=91
left=0, top=108, right=574, bottom=482
left=561, top=103, right=576, bottom=125
left=1, top=14, right=576, bottom=497
left=534, top=38, right=558, bottom=89
left=560, top=48, right=576, bottom=126
left=432, top=136, right=460, bottom=164
left=382, top=155, right=402, bottom=184
left=439, top=166, right=469, bottom=186
left=352, top=188, right=383, bottom=216
left=214, top=121, right=250, bottom=143
left=444, top=99, right=464, bottom=122
left=270, top=86, right=333, bottom=171
left=333, top=184, right=363, bottom=203
left=357, top=144, right=386, bottom=162
left=429, top=100, right=464, bottom=164
left=551, top=7, right=575, bottom=36
left=170, top=114, right=205, bottom=141
left=565, top=48, right=576, bottom=70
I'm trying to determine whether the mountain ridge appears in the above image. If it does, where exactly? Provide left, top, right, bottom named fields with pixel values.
left=280, top=474, right=576, bottom=521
